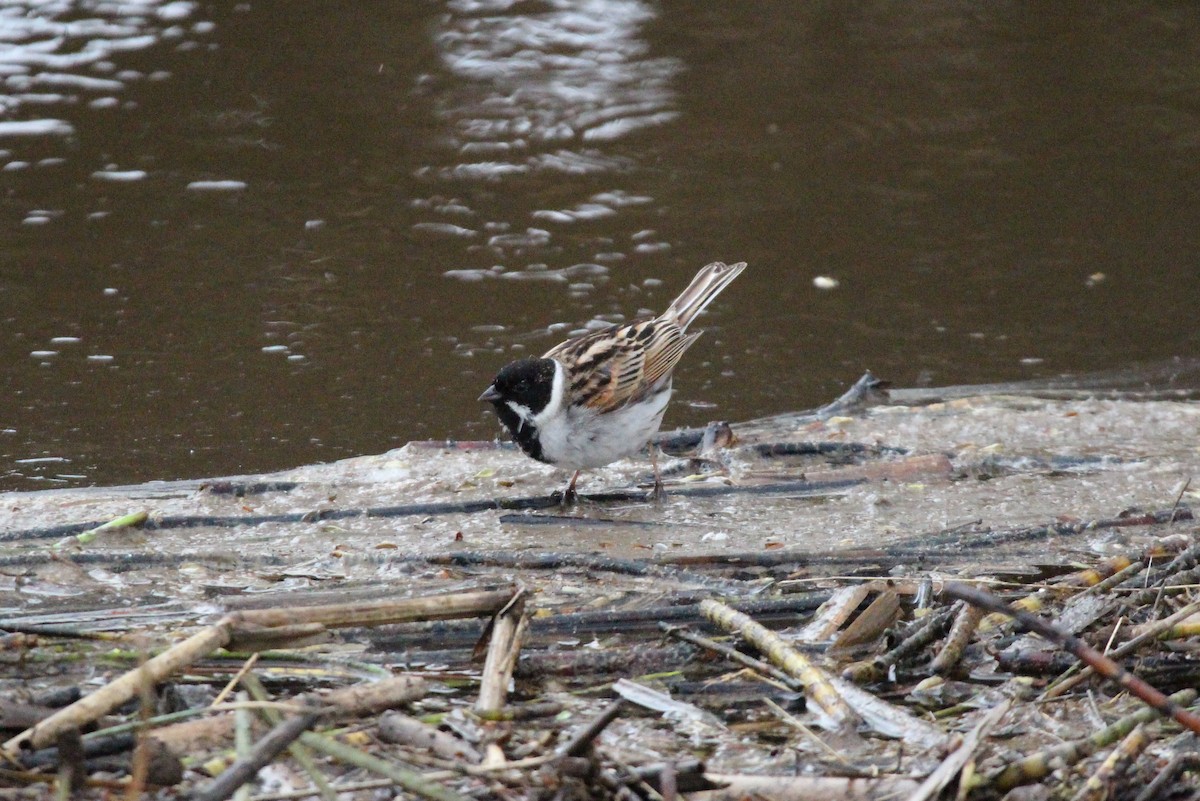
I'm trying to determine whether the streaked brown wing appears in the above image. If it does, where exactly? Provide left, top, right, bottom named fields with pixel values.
left=544, top=319, right=696, bottom=413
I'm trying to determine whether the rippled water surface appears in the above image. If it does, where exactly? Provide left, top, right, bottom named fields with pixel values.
left=2, top=2, right=1198, bottom=489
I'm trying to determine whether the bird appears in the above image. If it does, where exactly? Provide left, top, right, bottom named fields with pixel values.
left=478, top=260, right=746, bottom=500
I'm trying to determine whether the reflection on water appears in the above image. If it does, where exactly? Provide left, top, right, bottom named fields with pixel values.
left=431, top=0, right=679, bottom=172
left=420, top=0, right=680, bottom=286
left=0, top=0, right=210, bottom=143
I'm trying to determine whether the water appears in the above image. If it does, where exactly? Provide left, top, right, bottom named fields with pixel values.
left=1, top=1, right=1198, bottom=490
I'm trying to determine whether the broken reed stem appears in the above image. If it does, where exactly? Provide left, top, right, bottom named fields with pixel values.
left=842, top=603, right=957, bottom=683
left=930, top=602, right=985, bottom=673
left=2, top=614, right=237, bottom=755
left=699, top=599, right=856, bottom=728
left=944, top=583, right=1200, bottom=735
left=796, top=585, right=873, bottom=642
left=908, top=699, right=1011, bottom=801
left=298, top=724, right=471, bottom=801
left=659, top=622, right=800, bottom=690
left=475, top=590, right=528, bottom=715
left=232, top=587, right=517, bottom=633
left=233, top=692, right=253, bottom=801
left=1042, top=597, right=1200, bottom=699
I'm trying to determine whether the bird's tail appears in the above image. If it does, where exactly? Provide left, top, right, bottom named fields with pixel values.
left=665, top=261, right=746, bottom=331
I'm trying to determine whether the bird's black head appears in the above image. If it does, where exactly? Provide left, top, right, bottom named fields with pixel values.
left=479, top=358, right=557, bottom=413
left=479, top=358, right=557, bottom=462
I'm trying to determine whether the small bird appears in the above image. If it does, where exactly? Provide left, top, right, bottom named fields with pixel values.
left=479, top=260, right=746, bottom=499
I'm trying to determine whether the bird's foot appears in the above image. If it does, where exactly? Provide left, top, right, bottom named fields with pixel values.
left=552, top=487, right=579, bottom=507
left=553, top=470, right=582, bottom=507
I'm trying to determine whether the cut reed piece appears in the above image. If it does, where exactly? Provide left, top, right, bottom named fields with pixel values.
left=694, top=773, right=921, bottom=800
left=378, top=712, right=482, bottom=763
left=699, top=598, right=856, bottom=728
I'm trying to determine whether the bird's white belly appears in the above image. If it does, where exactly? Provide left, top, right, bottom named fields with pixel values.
left=536, top=388, right=671, bottom=470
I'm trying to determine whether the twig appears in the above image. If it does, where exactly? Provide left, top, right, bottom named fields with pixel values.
left=762, top=698, right=851, bottom=766
left=1168, top=477, right=1192, bottom=523
left=1133, top=748, right=1200, bottom=801
left=1042, top=597, right=1200, bottom=699
left=560, top=699, right=625, bottom=757
left=660, top=622, right=799, bottom=689
left=945, top=582, right=1200, bottom=734
left=213, top=654, right=261, bottom=707
left=194, top=712, right=321, bottom=801
left=843, top=603, right=957, bottom=684
left=236, top=675, right=338, bottom=801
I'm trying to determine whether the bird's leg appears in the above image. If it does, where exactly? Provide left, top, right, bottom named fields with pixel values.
left=648, top=445, right=665, bottom=502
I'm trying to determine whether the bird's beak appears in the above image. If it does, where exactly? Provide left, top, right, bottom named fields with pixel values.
left=478, top=385, right=502, bottom=403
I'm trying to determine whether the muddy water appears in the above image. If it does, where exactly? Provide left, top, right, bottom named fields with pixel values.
left=1, top=2, right=1198, bottom=490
